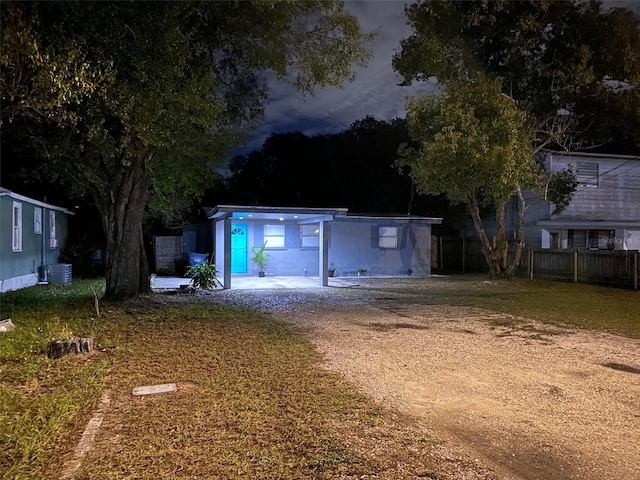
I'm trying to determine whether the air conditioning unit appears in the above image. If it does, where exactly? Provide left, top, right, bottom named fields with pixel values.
left=49, top=264, right=72, bottom=284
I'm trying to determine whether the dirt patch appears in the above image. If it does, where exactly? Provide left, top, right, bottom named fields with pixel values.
left=278, top=299, right=640, bottom=480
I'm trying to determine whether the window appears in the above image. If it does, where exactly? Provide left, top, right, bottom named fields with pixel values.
left=263, top=224, right=285, bottom=248
left=379, top=226, right=398, bottom=249
left=12, top=202, right=22, bottom=252
left=49, top=211, right=57, bottom=248
left=588, top=229, right=614, bottom=250
left=34, top=207, right=42, bottom=234
left=576, top=162, right=598, bottom=188
left=300, top=224, right=320, bottom=247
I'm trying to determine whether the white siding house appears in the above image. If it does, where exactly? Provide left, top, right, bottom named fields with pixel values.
left=512, top=151, right=640, bottom=251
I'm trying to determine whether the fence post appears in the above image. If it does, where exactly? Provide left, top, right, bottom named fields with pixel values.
left=634, top=251, right=638, bottom=290
left=439, top=236, right=443, bottom=271
left=529, top=249, right=534, bottom=279
left=573, top=250, right=578, bottom=283
left=462, top=236, right=466, bottom=272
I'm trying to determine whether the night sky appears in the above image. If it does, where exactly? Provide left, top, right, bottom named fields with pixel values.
left=242, top=0, right=640, bottom=155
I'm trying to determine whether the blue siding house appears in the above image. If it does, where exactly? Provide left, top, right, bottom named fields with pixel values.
left=207, top=205, right=442, bottom=289
left=0, top=188, right=73, bottom=292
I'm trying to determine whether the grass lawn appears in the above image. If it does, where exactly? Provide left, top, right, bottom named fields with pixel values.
left=1, top=276, right=638, bottom=479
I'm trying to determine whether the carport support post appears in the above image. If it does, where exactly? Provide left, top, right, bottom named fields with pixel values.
left=319, top=220, right=329, bottom=287
left=223, top=216, right=232, bottom=289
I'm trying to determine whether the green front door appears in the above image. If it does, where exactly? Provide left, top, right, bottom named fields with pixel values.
left=231, top=223, right=248, bottom=273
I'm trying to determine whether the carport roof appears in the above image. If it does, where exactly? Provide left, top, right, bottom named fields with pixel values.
left=205, top=205, right=442, bottom=224
left=206, top=205, right=349, bottom=221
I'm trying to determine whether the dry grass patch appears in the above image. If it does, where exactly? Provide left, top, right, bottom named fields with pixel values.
left=51, top=300, right=447, bottom=479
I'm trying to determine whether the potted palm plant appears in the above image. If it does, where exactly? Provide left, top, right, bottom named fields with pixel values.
left=251, top=241, right=270, bottom=277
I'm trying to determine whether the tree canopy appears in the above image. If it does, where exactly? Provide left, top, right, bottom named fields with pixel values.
left=399, top=75, right=538, bottom=277
left=1, top=0, right=373, bottom=298
left=393, top=0, right=640, bottom=152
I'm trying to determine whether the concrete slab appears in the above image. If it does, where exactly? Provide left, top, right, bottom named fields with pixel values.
left=150, top=275, right=361, bottom=291
left=132, top=383, right=177, bottom=396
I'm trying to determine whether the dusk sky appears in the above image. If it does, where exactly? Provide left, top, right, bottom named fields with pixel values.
left=241, top=0, right=640, bottom=156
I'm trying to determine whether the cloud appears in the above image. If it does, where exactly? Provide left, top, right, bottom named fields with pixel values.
left=240, top=0, right=437, bottom=154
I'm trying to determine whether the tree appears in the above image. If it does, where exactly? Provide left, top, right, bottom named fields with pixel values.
left=398, top=76, right=539, bottom=278
left=393, top=0, right=640, bottom=152
left=1, top=0, right=373, bottom=299
left=220, top=117, right=420, bottom=214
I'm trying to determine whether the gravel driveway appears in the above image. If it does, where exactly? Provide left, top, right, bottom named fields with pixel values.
left=214, top=279, right=640, bottom=480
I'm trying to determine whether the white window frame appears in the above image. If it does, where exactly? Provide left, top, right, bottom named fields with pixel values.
left=34, top=207, right=43, bottom=234
left=576, top=162, right=598, bottom=188
left=12, top=201, right=23, bottom=252
left=263, top=224, right=285, bottom=248
left=300, top=224, right=320, bottom=248
left=379, top=226, right=398, bottom=249
left=49, top=211, right=57, bottom=249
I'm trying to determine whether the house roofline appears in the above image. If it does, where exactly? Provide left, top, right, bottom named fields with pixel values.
left=537, top=220, right=640, bottom=229
left=543, top=149, right=640, bottom=161
left=0, top=188, right=75, bottom=215
left=337, top=214, right=442, bottom=224
left=205, top=205, right=442, bottom=224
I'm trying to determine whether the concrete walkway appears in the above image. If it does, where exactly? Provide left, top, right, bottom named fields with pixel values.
left=150, top=275, right=360, bottom=291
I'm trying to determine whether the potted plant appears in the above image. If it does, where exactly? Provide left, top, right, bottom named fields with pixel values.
left=251, top=241, right=270, bottom=277
left=357, top=267, right=367, bottom=276
left=328, top=262, right=336, bottom=277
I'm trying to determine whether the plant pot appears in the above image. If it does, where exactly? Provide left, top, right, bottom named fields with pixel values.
left=328, top=270, right=335, bottom=277
left=258, top=271, right=265, bottom=277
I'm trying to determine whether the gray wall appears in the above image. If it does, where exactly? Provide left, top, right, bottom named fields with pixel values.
left=212, top=217, right=435, bottom=278
left=328, top=219, right=433, bottom=276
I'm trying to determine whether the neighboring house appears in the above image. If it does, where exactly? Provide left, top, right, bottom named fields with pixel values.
left=204, top=205, right=442, bottom=289
left=530, top=151, right=640, bottom=251
left=0, top=188, right=73, bottom=292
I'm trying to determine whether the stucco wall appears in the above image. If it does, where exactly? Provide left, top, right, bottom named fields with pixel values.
left=328, top=219, right=433, bottom=276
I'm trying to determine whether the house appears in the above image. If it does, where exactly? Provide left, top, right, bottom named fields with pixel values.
left=525, top=151, right=640, bottom=251
left=0, top=188, right=74, bottom=292
left=204, top=205, right=442, bottom=289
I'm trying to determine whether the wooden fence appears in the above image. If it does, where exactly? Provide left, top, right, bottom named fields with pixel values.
left=433, top=236, right=639, bottom=290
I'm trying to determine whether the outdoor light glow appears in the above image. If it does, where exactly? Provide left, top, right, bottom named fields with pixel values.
left=279, top=217, right=284, bottom=221
left=238, top=216, right=244, bottom=219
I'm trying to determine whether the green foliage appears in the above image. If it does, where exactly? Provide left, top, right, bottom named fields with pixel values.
left=0, top=281, right=107, bottom=479
left=394, top=0, right=640, bottom=150
left=185, top=260, right=222, bottom=290
left=251, top=242, right=270, bottom=273
left=1, top=0, right=373, bottom=298
left=399, top=75, right=538, bottom=278
left=401, top=75, right=538, bottom=207
left=546, top=168, right=579, bottom=215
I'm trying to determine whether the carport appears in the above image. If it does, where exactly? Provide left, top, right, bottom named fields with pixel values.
left=207, top=205, right=348, bottom=290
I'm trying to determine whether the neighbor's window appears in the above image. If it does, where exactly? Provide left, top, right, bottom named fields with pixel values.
left=34, top=207, right=42, bottom=234
left=49, top=211, right=57, bottom=248
left=588, top=229, right=614, bottom=250
left=379, top=226, right=398, bottom=249
left=576, top=162, right=598, bottom=188
left=300, top=224, right=320, bottom=247
left=263, top=224, right=285, bottom=248
left=12, top=201, right=22, bottom=252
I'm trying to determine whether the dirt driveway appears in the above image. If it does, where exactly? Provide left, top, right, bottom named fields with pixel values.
left=256, top=286, right=640, bottom=480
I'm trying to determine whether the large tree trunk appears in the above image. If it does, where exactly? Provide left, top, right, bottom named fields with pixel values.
left=468, top=189, right=527, bottom=280
left=97, top=146, right=153, bottom=300
left=506, top=185, right=527, bottom=277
